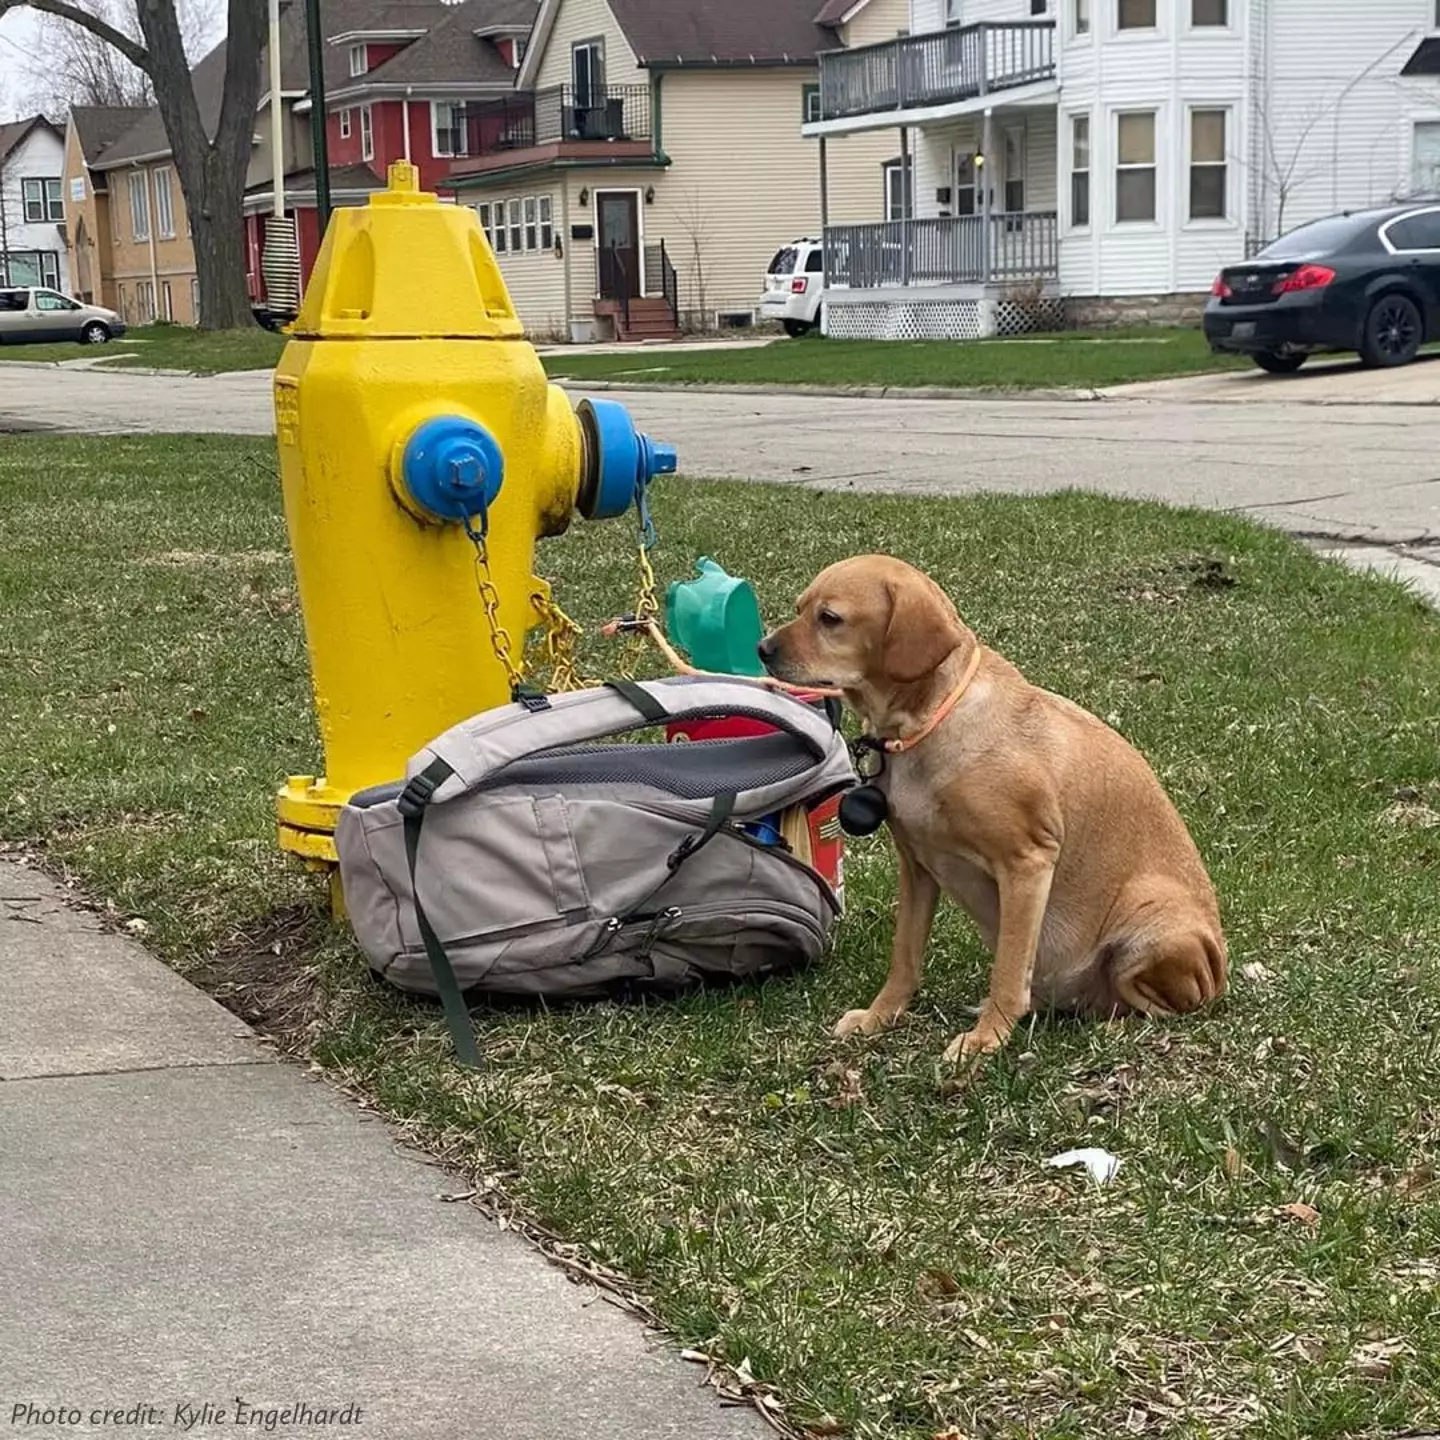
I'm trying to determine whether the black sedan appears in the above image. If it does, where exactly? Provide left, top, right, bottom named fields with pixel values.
left=1204, top=203, right=1440, bottom=373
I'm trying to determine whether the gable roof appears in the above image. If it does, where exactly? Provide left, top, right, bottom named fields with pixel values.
left=606, top=0, right=836, bottom=65
left=812, top=0, right=862, bottom=24
left=342, top=0, right=536, bottom=90
left=0, top=115, right=63, bottom=165
left=93, top=40, right=230, bottom=168
left=68, top=106, right=150, bottom=165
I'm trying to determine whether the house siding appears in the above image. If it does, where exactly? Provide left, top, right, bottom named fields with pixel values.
left=104, top=162, right=199, bottom=325
left=62, top=124, right=113, bottom=306
left=650, top=68, right=899, bottom=320
left=467, top=180, right=570, bottom=339
left=534, top=0, right=644, bottom=92
left=1, top=124, right=70, bottom=293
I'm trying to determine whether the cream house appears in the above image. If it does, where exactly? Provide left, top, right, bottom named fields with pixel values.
left=449, top=0, right=905, bottom=340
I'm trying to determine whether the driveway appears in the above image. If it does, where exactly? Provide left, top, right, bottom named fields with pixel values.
left=3, top=362, right=1436, bottom=598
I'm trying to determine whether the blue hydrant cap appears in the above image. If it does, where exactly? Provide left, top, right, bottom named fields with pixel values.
left=642, top=436, right=678, bottom=478
left=575, top=397, right=678, bottom=520
left=401, top=416, right=504, bottom=523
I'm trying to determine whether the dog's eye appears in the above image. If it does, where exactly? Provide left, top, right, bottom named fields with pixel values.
left=817, top=609, right=843, bottom=629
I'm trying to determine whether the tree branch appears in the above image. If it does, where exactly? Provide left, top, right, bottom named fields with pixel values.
left=0, top=0, right=150, bottom=70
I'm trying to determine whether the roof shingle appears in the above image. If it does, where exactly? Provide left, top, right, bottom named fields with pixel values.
left=606, top=0, right=837, bottom=66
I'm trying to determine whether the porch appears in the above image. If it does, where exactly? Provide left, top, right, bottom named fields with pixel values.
left=813, top=21, right=1056, bottom=135
left=825, top=212, right=1058, bottom=290
left=452, top=84, right=657, bottom=181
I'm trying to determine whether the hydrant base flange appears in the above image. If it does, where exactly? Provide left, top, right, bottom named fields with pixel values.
left=276, top=775, right=346, bottom=866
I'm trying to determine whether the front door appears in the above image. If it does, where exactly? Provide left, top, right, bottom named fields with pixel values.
left=596, top=190, right=641, bottom=299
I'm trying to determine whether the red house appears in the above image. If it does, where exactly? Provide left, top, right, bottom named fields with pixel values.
left=243, top=0, right=536, bottom=311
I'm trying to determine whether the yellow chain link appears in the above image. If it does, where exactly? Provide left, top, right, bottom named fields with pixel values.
left=471, top=538, right=526, bottom=694
left=530, top=588, right=591, bottom=693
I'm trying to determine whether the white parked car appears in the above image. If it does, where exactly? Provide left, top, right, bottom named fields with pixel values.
left=0, top=287, right=126, bottom=345
left=759, top=238, right=824, bottom=336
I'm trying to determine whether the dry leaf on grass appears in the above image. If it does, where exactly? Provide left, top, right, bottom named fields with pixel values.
left=931, top=1429, right=971, bottom=1440
left=1350, top=1337, right=1411, bottom=1378
left=1277, top=1201, right=1321, bottom=1227
left=1223, top=1146, right=1242, bottom=1178
left=917, top=1268, right=961, bottom=1301
left=1240, top=961, right=1274, bottom=985
left=804, top=1419, right=845, bottom=1437
left=1379, top=800, right=1440, bottom=829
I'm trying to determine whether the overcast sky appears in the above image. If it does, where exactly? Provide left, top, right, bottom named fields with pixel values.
left=0, top=8, right=44, bottom=119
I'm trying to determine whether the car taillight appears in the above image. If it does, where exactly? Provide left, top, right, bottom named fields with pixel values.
left=1274, top=264, right=1335, bottom=294
left=791, top=276, right=809, bottom=293
left=1211, top=275, right=1232, bottom=298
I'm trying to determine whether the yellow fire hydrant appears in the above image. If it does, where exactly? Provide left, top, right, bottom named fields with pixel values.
left=272, top=161, right=676, bottom=878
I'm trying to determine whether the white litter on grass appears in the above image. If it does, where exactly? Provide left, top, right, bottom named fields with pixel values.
left=1046, top=1147, right=1122, bottom=1186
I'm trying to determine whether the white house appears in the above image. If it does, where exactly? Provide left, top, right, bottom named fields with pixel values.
left=0, top=116, right=71, bottom=293
left=805, top=0, right=1440, bottom=338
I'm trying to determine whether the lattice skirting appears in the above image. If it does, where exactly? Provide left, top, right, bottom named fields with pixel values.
left=824, top=295, right=1065, bottom=342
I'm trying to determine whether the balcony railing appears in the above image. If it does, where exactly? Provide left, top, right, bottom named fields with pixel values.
left=464, top=84, right=651, bottom=158
left=824, top=213, right=1058, bottom=289
left=819, top=21, right=1055, bottom=122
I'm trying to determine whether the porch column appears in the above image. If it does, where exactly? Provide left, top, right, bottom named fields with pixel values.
left=979, top=107, right=994, bottom=286
left=899, top=125, right=910, bottom=286
left=819, top=135, right=829, bottom=228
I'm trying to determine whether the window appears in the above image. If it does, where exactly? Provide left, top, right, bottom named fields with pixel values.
left=136, top=279, right=155, bottom=323
left=5, top=253, right=61, bottom=288
left=523, top=195, right=538, bottom=249
left=802, top=84, right=821, bottom=125
left=1189, top=108, right=1227, bottom=219
left=514, top=36, right=527, bottom=65
left=1071, top=114, right=1091, bottom=226
left=1414, top=121, right=1440, bottom=195
left=1074, top=0, right=1090, bottom=34
left=1003, top=126, right=1025, bottom=212
left=572, top=39, right=605, bottom=108
left=349, top=44, right=367, bottom=77
left=883, top=158, right=912, bottom=220
left=1386, top=209, right=1440, bottom=251
left=805, top=248, right=824, bottom=273
left=161, top=280, right=173, bottom=322
left=954, top=152, right=977, bottom=216
left=1192, top=0, right=1227, bottom=24
left=1116, top=111, right=1157, bottom=221
left=191, top=278, right=200, bottom=323
left=944, top=0, right=961, bottom=24
left=490, top=200, right=507, bottom=253
left=128, top=170, right=150, bottom=240
left=507, top=197, right=522, bottom=252
left=360, top=105, right=374, bottom=161
left=432, top=101, right=468, bottom=158
left=1117, top=0, right=1156, bottom=29
left=22, top=178, right=45, bottom=222
left=35, top=291, right=77, bottom=311
left=476, top=202, right=494, bottom=248
left=1031, top=0, right=1047, bottom=13
left=339, top=108, right=352, bottom=139
left=539, top=194, right=554, bottom=250
left=153, top=166, right=175, bottom=238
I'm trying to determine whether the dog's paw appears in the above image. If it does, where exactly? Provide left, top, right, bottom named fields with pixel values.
left=832, top=1007, right=894, bottom=1039
left=943, top=1024, right=1007, bottom=1064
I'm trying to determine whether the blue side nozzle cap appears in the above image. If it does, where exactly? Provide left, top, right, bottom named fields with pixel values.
left=576, top=397, right=677, bottom=520
left=401, top=416, right=504, bottom=524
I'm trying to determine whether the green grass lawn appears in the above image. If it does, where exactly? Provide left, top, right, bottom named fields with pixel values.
left=2, top=435, right=1439, bottom=1438
left=0, top=324, right=286, bottom=375
left=542, top=328, right=1249, bottom=391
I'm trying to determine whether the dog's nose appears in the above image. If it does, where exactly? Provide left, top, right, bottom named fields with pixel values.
left=757, top=635, right=778, bottom=664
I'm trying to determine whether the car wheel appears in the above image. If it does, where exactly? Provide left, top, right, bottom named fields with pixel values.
left=1252, top=351, right=1307, bottom=375
left=81, top=322, right=111, bottom=345
left=782, top=319, right=812, bottom=338
left=1359, top=293, right=1422, bottom=368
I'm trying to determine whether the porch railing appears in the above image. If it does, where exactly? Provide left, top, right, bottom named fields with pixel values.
left=823, top=213, right=1058, bottom=289
left=818, top=21, right=1055, bottom=122
left=643, top=241, right=680, bottom=327
left=464, top=83, right=652, bottom=157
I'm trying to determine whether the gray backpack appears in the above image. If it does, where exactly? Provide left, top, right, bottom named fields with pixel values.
left=335, top=677, right=856, bottom=1064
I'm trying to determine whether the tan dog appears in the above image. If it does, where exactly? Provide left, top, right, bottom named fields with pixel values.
left=758, top=555, right=1226, bottom=1063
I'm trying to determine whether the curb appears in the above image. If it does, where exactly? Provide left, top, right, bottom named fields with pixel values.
left=550, top=378, right=1103, bottom=403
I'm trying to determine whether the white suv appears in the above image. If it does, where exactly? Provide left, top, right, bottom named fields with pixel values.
left=759, top=238, right=824, bottom=336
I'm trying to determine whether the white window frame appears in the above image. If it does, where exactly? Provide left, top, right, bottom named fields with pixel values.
left=1116, top=0, right=1157, bottom=32
left=360, top=104, right=374, bottom=162
left=507, top=197, right=523, bottom=253
left=882, top=158, right=912, bottom=221
left=802, top=84, right=821, bottom=126
left=944, top=0, right=961, bottom=25
left=339, top=108, right=352, bottom=139
left=523, top=195, right=538, bottom=249
left=953, top=150, right=977, bottom=217
left=1114, top=108, right=1159, bottom=226
left=161, top=279, right=173, bottom=322
left=1412, top=119, right=1440, bottom=196
left=42, top=252, right=59, bottom=289
left=349, top=44, right=367, bottom=77
left=22, top=178, right=45, bottom=223
left=45, top=178, right=64, bottom=221
left=1379, top=206, right=1440, bottom=254
left=476, top=201, right=493, bottom=248
left=128, top=170, right=150, bottom=241
left=152, top=165, right=176, bottom=239
left=1190, top=0, right=1229, bottom=27
left=1069, top=112, right=1091, bottom=229
left=1073, top=0, right=1090, bottom=37
left=431, top=101, right=468, bottom=159
left=539, top=194, right=554, bottom=250
left=1187, top=107, right=1230, bottom=224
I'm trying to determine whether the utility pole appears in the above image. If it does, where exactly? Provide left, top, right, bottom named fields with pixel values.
left=305, top=0, right=332, bottom=232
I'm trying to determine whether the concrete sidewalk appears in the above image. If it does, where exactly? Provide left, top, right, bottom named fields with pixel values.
left=0, top=860, right=763, bottom=1440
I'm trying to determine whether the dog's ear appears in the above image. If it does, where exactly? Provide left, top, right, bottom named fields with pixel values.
left=882, top=574, right=967, bottom=684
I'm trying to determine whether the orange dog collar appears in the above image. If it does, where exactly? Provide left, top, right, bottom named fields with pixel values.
left=882, top=647, right=982, bottom=755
